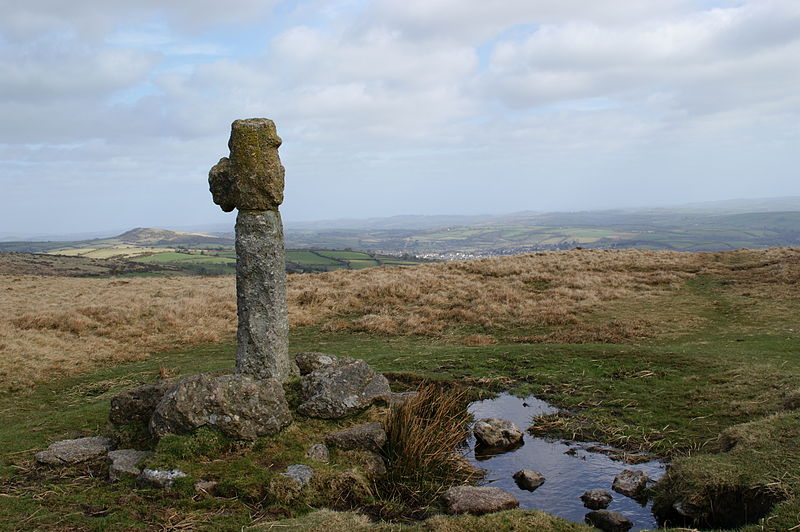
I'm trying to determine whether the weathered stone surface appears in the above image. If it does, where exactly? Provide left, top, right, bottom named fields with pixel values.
left=584, top=510, right=633, bottom=532
left=109, top=380, right=175, bottom=425
left=443, top=486, right=519, bottom=515
left=473, top=418, right=524, bottom=449
left=137, top=468, right=187, bottom=489
left=208, top=118, right=284, bottom=212
left=389, top=391, right=419, bottom=407
left=513, top=469, right=545, bottom=491
left=361, top=451, right=387, bottom=478
left=306, top=443, right=330, bottom=463
left=35, top=436, right=114, bottom=465
left=612, top=469, right=650, bottom=498
left=295, top=352, right=341, bottom=375
left=108, top=449, right=151, bottom=482
left=149, top=373, right=292, bottom=440
left=581, top=489, right=614, bottom=509
left=235, top=210, right=296, bottom=382
left=281, top=464, right=315, bottom=488
left=325, top=422, right=386, bottom=453
left=298, top=358, right=391, bottom=419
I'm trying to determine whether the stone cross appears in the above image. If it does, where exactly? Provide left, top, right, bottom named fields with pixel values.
left=208, top=118, right=296, bottom=381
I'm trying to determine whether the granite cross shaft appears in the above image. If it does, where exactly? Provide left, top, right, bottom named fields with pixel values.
left=208, top=118, right=296, bottom=381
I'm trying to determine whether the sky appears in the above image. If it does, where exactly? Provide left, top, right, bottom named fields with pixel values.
left=1, top=0, right=799, bottom=235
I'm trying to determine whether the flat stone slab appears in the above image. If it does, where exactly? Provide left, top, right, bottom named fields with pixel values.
left=150, top=372, right=292, bottom=440
left=325, top=422, right=386, bottom=453
left=108, top=449, right=151, bottom=481
left=35, top=436, right=114, bottom=465
left=443, top=486, right=519, bottom=515
left=585, top=509, right=633, bottom=532
left=137, top=468, right=187, bottom=489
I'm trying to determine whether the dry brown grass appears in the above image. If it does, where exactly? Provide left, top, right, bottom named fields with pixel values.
left=2, top=247, right=798, bottom=391
left=0, top=275, right=236, bottom=392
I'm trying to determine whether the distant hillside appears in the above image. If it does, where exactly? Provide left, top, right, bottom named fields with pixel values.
left=117, top=227, right=234, bottom=247
left=0, top=252, right=182, bottom=277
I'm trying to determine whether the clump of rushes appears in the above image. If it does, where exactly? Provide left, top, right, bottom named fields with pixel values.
left=379, top=383, right=481, bottom=507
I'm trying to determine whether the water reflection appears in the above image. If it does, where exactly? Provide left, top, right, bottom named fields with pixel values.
left=467, top=394, right=665, bottom=531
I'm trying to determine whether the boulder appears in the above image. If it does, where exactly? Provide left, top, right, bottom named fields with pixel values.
left=612, top=469, right=650, bottom=499
left=512, top=469, right=545, bottom=491
left=325, top=422, right=386, bottom=453
left=584, top=510, right=633, bottom=532
left=281, top=464, right=315, bottom=488
left=150, top=373, right=292, bottom=440
left=108, top=449, right=151, bottom=482
left=306, top=443, right=330, bottom=463
left=35, top=436, right=114, bottom=465
left=298, top=358, right=390, bottom=419
left=109, top=380, right=175, bottom=425
left=137, top=468, right=187, bottom=489
left=581, top=489, right=614, bottom=509
left=443, top=486, right=519, bottom=515
left=473, top=418, right=524, bottom=449
left=295, top=352, right=341, bottom=375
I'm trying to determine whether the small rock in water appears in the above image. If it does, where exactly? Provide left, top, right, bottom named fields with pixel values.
left=513, top=469, right=545, bottom=491
left=612, top=469, right=650, bottom=498
left=585, top=509, right=633, bottom=532
left=306, top=443, right=330, bottom=463
left=581, top=489, right=614, bottom=509
left=108, top=449, right=151, bottom=482
left=281, top=464, right=315, bottom=488
left=35, top=436, right=115, bottom=465
left=325, top=422, right=387, bottom=453
left=443, top=486, right=519, bottom=515
left=137, top=468, right=187, bottom=489
left=473, top=418, right=524, bottom=449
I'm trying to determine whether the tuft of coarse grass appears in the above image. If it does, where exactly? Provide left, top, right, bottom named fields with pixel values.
left=379, top=384, right=481, bottom=507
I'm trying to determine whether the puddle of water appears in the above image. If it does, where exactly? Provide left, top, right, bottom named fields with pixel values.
left=467, top=394, right=665, bottom=532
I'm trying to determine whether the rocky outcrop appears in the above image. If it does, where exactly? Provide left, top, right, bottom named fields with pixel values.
left=298, top=358, right=390, bottom=419
left=584, top=510, right=633, bottom=532
left=149, top=373, right=292, bottom=440
left=581, top=489, right=614, bottom=509
left=35, top=436, right=114, bottom=465
left=512, top=469, right=545, bottom=491
left=325, top=422, right=386, bottom=453
left=109, top=380, right=175, bottom=425
left=612, top=469, right=650, bottom=499
left=108, top=449, right=151, bottom=481
left=443, top=486, right=519, bottom=515
left=473, top=418, right=524, bottom=449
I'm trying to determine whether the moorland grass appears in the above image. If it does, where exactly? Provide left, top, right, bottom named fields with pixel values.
left=1, top=248, right=799, bottom=530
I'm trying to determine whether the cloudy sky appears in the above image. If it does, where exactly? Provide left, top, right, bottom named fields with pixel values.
left=2, top=0, right=799, bottom=235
